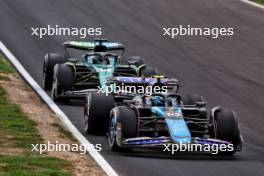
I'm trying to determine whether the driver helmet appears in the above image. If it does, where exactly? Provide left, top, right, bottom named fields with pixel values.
left=92, top=54, right=103, bottom=64
left=151, top=96, right=165, bottom=106
left=167, top=97, right=177, bottom=106
left=96, top=55, right=104, bottom=62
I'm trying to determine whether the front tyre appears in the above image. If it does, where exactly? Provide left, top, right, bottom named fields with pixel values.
left=211, top=109, right=241, bottom=155
left=109, top=106, right=137, bottom=151
left=51, top=64, right=74, bottom=102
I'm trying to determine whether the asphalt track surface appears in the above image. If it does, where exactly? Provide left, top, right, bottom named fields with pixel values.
left=0, top=0, right=264, bottom=175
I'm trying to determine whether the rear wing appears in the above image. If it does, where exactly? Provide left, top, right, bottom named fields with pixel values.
left=63, top=39, right=125, bottom=51
left=107, top=76, right=179, bottom=91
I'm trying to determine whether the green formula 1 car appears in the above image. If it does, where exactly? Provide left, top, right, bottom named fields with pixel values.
left=42, top=39, right=158, bottom=101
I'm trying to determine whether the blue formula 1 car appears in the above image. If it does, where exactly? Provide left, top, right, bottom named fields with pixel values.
left=42, top=39, right=158, bottom=101
left=84, top=76, right=179, bottom=135
left=108, top=93, right=242, bottom=155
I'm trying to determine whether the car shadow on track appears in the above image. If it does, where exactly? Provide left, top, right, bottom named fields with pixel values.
left=112, top=149, right=243, bottom=161
left=56, top=100, right=85, bottom=107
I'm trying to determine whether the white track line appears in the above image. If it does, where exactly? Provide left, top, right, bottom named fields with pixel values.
left=239, top=0, right=264, bottom=9
left=0, top=41, right=118, bottom=176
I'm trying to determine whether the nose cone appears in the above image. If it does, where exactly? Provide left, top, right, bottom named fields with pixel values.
left=165, top=118, right=192, bottom=144
left=174, top=136, right=192, bottom=144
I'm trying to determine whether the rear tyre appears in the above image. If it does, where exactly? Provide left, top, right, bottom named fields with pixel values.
left=181, top=94, right=207, bottom=119
left=140, top=66, right=158, bottom=77
left=84, top=92, right=114, bottom=135
left=51, top=64, right=74, bottom=102
left=109, top=106, right=137, bottom=151
left=212, top=109, right=241, bottom=155
left=127, top=56, right=145, bottom=67
left=43, top=53, right=65, bottom=90
left=181, top=94, right=204, bottom=105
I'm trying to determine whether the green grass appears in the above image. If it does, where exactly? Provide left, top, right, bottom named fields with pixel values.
left=253, top=0, right=264, bottom=4
left=0, top=55, right=72, bottom=176
left=0, top=86, right=42, bottom=149
left=0, top=55, right=15, bottom=73
left=0, top=155, right=71, bottom=176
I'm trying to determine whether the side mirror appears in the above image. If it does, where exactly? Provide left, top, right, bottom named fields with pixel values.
left=194, top=102, right=206, bottom=107
left=67, top=58, right=78, bottom=63
left=123, top=100, right=135, bottom=105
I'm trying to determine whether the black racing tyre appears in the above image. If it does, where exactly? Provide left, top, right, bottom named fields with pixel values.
left=84, top=92, right=115, bottom=135
left=127, top=56, right=145, bottom=67
left=181, top=94, right=207, bottom=119
left=109, top=106, right=137, bottom=151
left=213, top=109, right=241, bottom=155
left=43, top=53, right=65, bottom=90
left=181, top=94, right=204, bottom=105
left=51, top=64, right=74, bottom=102
left=140, top=66, right=158, bottom=77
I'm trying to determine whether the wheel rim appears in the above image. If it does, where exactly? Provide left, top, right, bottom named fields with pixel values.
left=84, top=113, right=89, bottom=132
left=51, top=77, right=57, bottom=100
left=43, top=59, right=46, bottom=87
left=84, top=96, right=91, bottom=132
left=109, top=115, right=116, bottom=147
left=43, top=69, right=46, bottom=87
